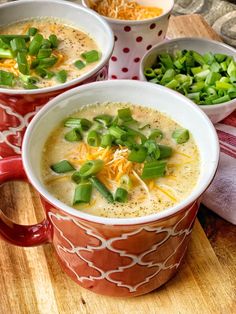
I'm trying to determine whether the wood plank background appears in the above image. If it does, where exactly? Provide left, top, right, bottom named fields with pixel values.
left=0, top=15, right=235, bottom=314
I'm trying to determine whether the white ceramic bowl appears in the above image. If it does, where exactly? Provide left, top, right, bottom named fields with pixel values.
left=0, top=0, right=114, bottom=95
left=0, top=0, right=114, bottom=158
left=82, top=0, right=174, bottom=79
left=140, top=37, right=236, bottom=124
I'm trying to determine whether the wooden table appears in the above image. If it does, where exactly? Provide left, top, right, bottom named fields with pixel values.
left=0, top=15, right=236, bottom=314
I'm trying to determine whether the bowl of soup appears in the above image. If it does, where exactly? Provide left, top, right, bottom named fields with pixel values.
left=0, top=0, right=114, bottom=158
left=0, top=80, right=219, bottom=297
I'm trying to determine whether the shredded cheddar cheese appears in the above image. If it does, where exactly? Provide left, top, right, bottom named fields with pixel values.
left=155, top=184, right=177, bottom=202
left=89, top=0, right=163, bottom=21
left=63, top=142, right=184, bottom=202
left=0, top=59, right=18, bottom=75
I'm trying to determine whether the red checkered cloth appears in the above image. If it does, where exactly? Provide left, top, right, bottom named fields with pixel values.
left=202, top=111, right=236, bottom=224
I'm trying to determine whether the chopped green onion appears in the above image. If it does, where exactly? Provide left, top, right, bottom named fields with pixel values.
left=94, top=114, right=113, bottom=126
left=144, top=140, right=160, bottom=159
left=49, top=34, right=59, bottom=48
left=122, top=119, right=138, bottom=127
left=37, top=48, right=52, bottom=59
left=87, top=130, right=101, bottom=146
left=205, top=72, right=221, bottom=85
left=0, top=70, right=14, bottom=86
left=149, top=77, right=159, bottom=83
left=0, top=38, right=10, bottom=49
left=172, top=129, right=189, bottom=144
left=35, top=68, right=55, bottom=79
left=228, top=87, right=236, bottom=98
left=30, top=59, right=39, bottom=69
left=109, top=125, right=127, bottom=140
left=51, top=160, right=75, bottom=173
left=71, top=171, right=81, bottom=184
left=128, top=146, right=147, bottom=163
left=194, top=70, right=210, bottom=81
left=210, top=62, right=221, bottom=73
left=10, top=37, right=27, bottom=53
left=158, top=145, right=173, bottom=159
left=0, top=34, right=30, bottom=44
left=101, top=133, right=113, bottom=148
left=192, top=51, right=205, bottom=66
left=17, top=52, right=30, bottom=75
left=114, top=187, right=128, bottom=203
left=64, top=117, right=92, bottom=131
left=37, top=56, right=58, bottom=68
left=144, top=68, right=156, bottom=78
left=64, top=128, right=82, bottom=142
left=27, top=27, right=38, bottom=36
left=56, top=70, right=67, bottom=83
left=149, top=129, right=163, bottom=140
left=111, top=116, right=119, bottom=126
left=203, top=52, right=215, bottom=65
left=124, top=126, right=147, bottom=143
left=29, top=33, right=43, bottom=56
left=214, top=53, right=227, bottom=63
left=191, top=66, right=202, bottom=75
left=115, top=136, right=135, bottom=149
left=165, top=79, right=179, bottom=89
left=23, top=83, right=38, bottom=89
left=0, top=48, right=14, bottom=59
left=81, top=50, right=99, bottom=63
left=79, top=160, right=104, bottom=177
left=188, top=81, right=205, bottom=92
left=118, top=108, right=133, bottom=122
left=74, top=60, right=86, bottom=70
left=159, top=52, right=173, bottom=69
left=120, top=174, right=132, bottom=191
left=160, top=69, right=176, bottom=84
left=187, top=92, right=200, bottom=103
left=89, top=176, right=114, bottom=203
left=19, top=73, right=39, bottom=84
left=215, top=81, right=233, bottom=90
left=212, top=95, right=230, bottom=104
left=73, top=181, right=92, bottom=204
left=41, top=39, right=52, bottom=49
left=141, top=161, right=166, bottom=179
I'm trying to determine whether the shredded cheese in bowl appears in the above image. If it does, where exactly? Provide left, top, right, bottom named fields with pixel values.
left=89, top=0, right=163, bottom=21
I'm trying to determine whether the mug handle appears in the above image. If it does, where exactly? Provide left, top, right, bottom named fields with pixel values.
left=0, top=156, right=52, bottom=247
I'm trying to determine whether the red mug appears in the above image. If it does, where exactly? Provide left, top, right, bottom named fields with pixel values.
left=0, top=0, right=114, bottom=158
left=0, top=80, right=219, bottom=296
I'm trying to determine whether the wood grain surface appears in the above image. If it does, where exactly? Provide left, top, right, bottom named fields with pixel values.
left=0, top=15, right=236, bottom=314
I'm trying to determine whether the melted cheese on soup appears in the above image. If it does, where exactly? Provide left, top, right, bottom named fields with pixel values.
left=41, top=103, right=200, bottom=218
left=0, top=18, right=100, bottom=89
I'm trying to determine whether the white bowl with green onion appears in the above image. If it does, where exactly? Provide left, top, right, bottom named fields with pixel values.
left=140, top=37, right=236, bottom=124
left=0, top=0, right=114, bottom=158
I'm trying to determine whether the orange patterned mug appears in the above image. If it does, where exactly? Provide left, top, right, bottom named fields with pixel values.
left=0, top=80, right=219, bottom=296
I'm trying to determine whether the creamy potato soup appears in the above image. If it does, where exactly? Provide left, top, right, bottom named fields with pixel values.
left=41, top=103, right=200, bottom=218
left=0, top=18, right=100, bottom=89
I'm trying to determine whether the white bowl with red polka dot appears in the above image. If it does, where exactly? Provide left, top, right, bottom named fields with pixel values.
left=82, top=0, right=174, bottom=80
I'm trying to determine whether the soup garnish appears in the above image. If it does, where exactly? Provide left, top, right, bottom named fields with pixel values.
left=144, top=49, right=236, bottom=105
left=42, top=103, right=200, bottom=218
left=89, top=0, right=163, bottom=21
left=0, top=19, right=101, bottom=89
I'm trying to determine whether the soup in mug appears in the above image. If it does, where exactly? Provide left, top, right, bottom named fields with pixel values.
left=0, top=18, right=101, bottom=89
left=41, top=103, right=200, bottom=218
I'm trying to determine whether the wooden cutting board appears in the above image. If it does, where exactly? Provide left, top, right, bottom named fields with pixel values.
left=0, top=15, right=235, bottom=314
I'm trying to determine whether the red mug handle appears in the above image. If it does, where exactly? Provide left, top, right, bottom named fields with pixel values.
left=0, top=156, right=52, bottom=247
